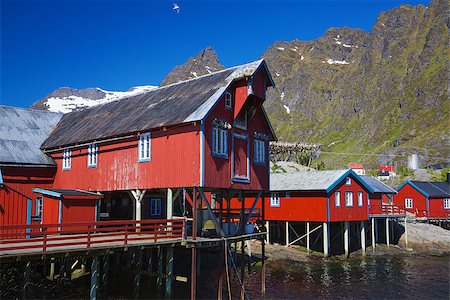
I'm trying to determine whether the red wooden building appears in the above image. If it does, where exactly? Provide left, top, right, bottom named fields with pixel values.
left=359, top=175, right=397, bottom=215
left=394, top=176, right=450, bottom=219
left=0, top=106, right=62, bottom=238
left=0, top=60, right=277, bottom=298
left=266, top=169, right=374, bottom=257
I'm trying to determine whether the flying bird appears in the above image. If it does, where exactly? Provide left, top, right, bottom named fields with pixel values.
left=173, top=3, right=180, bottom=13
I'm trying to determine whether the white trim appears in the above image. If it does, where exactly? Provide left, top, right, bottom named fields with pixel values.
left=270, top=193, right=280, bottom=207
left=138, top=132, right=151, bottom=162
left=88, top=143, right=98, bottom=168
left=231, top=133, right=250, bottom=183
left=225, top=92, right=232, bottom=109
left=358, top=191, right=363, bottom=207
left=405, top=198, right=413, bottom=209
left=335, top=191, right=341, bottom=207
left=345, top=191, right=354, bottom=207
left=444, top=198, right=450, bottom=209
left=62, top=149, right=71, bottom=170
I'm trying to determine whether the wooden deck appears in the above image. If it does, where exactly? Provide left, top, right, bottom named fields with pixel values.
left=369, top=204, right=406, bottom=218
left=0, top=219, right=266, bottom=258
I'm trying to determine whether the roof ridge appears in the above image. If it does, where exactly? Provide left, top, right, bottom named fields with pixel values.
left=158, top=59, right=263, bottom=90
left=427, top=181, right=450, bottom=195
left=0, top=105, right=63, bottom=115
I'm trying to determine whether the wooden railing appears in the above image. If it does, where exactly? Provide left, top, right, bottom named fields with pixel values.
left=414, top=209, right=450, bottom=219
left=0, top=219, right=185, bottom=256
left=369, top=204, right=405, bottom=216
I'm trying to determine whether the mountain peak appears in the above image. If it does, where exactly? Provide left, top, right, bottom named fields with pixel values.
left=160, top=47, right=225, bottom=86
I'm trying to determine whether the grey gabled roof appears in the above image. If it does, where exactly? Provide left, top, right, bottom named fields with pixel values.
left=0, top=106, right=63, bottom=165
left=410, top=181, right=450, bottom=198
left=42, top=59, right=274, bottom=150
left=270, top=169, right=350, bottom=192
left=360, top=175, right=396, bottom=194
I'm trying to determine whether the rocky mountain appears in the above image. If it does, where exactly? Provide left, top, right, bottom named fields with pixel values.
left=160, top=47, right=225, bottom=86
left=156, top=0, right=448, bottom=169
left=28, top=0, right=448, bottom=170
left=30, top=85, right=157, bottom=113
left=263, top=0, right=449, bottom=169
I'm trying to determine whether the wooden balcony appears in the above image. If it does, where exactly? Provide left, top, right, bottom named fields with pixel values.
left=369, top=204, right=406, bottom=217
left=0, top=219, right=185, bottom=258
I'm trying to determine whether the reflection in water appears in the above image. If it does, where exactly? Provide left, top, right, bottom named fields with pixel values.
left=240, top=255, right=449, bottom=300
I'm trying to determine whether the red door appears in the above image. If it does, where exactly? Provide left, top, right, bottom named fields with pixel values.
left=232, top=134, right=249, bottom=182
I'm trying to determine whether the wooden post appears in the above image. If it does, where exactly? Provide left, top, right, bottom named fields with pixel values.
left=361, top=221, right=366, bottom=256
left=371, top=218, right=376, bottom=251
left=157, top=246, right=163, bottom=288
left=147, top=248, right=153, bottom=287
left=306, top=222, right=310, bottom=253
left=344, top=221, right=349, bottom=258
left=90, top=257, right=99, bottom=300
left=386, top=218, right=390, bottom=248
left=404, top=217, right=408, bottom=248
left=50, top=258, right=55, bottom=281
left=218, top=272, right=223, bottom=300
left=165, top=247, right=174, bottom=299
left=240, top=239, right=245, bottom=300
left=134, top=249, right=143, bottom=299
left=102, top=254, right=110, bottom=290
left=261, top=193, right=266, bottom=297
left=323, top=222, right=329, bottom=257
left=285, top=221, right=289, bottom=246
left=190, top=247, right=197, bottom=300
left=265, top=221, right=270, bottom=244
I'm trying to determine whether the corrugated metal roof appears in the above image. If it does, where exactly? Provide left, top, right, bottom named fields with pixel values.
left=360, top=175, right=396, bottom=194
left=0, top=106, right=63, bottom=165
left=410, top=181, right=450, bottom=198
left=270, top=170, right=349, bottom=191
left=42, top=60, right=272, bottom=149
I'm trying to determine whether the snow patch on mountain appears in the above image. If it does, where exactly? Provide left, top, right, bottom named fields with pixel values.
left=44, top=85, right=157, bottom=113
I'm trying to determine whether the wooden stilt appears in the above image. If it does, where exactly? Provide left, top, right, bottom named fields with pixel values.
left=90, top=257, right=99, bottom=300
left=371, top=218, right=376, bottom=251
left=102, top=254, right=109, bottom=291
left=190, top=247, right=197, bottom=300
left=285, top=221, right=289, bottom=245
left=218, top=272, right=223, bottom=300
left=134, top=249, right=143, bottom=299
left=261, top=193, right=266, bottom=297
left=361, top=221, right=366, bottom=256
left=157, top=246, right=163, bottom=288
left=386, top=218, right=390, bottom=248
left=22, top=261, right=31, bottom=299
left=265, top=221, right=270, bottom=244
left=344, top=221, right=349, bottom=258
left=306, top=222, right=310, bottom=253
left=165, top=247, right=174, bottom=299
left=404, top=217, right=408, bottom=248
left=147, top=248, right=153, bottom=287
left=323, top=222, right=329, bottom=257
left=240, top=240, right=245, bottom=300
left=50, top=258, right=55, bottom=281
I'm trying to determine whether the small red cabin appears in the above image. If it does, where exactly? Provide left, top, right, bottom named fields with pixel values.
left=359, top=175, right=397, bottom=216
left=394, top=178, right=450, bottom=219
left=266, top=169, right=373, bottom=222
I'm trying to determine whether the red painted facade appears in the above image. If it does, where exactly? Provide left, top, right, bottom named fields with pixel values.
left=0, top=167, right=55, bottom=237
left=394, top=182, right=449, bottom=218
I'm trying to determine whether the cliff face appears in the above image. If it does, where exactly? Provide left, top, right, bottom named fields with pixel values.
left=263, top=0, right=449, bottom=168
left=160, top=47, right=224, bottom=86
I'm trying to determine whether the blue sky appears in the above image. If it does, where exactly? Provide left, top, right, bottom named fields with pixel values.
left=1, top=0, right=429, bottom=107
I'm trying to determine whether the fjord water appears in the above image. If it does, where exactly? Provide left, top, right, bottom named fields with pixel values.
left=238, top=255, right=449, bottom=299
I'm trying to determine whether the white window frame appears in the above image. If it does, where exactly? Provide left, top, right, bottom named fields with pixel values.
left=225, top=92, right=232, bottom=109
left=358, top=191, right=363, bottom=207
left=138, top=133, right=151, bottom=162
left=150, top=198, right=162, bottom=216
left=346, top=177, right=351, bottom=186
left=88, top=143, right=98, bottom=167
left=405, top=198, right=413, bottom=209
left=254, top=139, right=265, bottom=165
left=270, top=193, right=280, bottom=207
left=212, top=127, right=228, bottom=158
left=62, top=149, right=71, bottom=170
left=36, top=197, right=43, bottom=218
left=335, top=191, right=341, bottom=207
left=345, top=191, right=354, bottom=207
left=444, top=198, right=450, bottom=210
